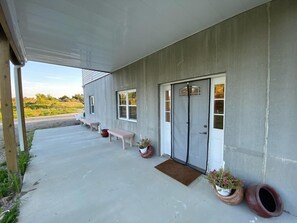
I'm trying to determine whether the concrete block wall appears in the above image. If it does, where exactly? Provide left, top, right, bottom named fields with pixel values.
left=84, top=0, right=297, bottom=216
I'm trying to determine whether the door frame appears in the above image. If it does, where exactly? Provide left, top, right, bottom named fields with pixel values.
left=160, top=73, right=226, bottom=171
left=160, top=84, right=172, bottom=157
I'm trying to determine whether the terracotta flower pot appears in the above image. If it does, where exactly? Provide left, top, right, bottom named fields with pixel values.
left=245, top=184, right=283, bottom=218
left=101, top=129, right=109, bottom=137
left=139, top=145, right=154, bottom=158
left=213, top=185, right=244, bottom=205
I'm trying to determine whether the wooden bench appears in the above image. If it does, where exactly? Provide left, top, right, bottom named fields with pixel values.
left=108, top=129, right=135, bottom=149
left=80, top=118, right=100, bottom=131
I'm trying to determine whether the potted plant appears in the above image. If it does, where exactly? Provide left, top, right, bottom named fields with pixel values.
left=207, top=168, right=242, bottom=196
left=137, top=137, right=150, bottom=154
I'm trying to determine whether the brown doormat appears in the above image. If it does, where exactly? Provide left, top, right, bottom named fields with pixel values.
left=155, top=159, right=202, bottom=186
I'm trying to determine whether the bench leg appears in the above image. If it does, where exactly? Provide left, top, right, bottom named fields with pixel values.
left=109, top=134, right=111, bottom=142
left=121, top=137, right=125, bottom=150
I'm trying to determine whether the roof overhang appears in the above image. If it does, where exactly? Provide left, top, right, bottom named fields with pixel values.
left=1, top=0, right=270, bottom=72
left=0, top=0, right=26, bottom=65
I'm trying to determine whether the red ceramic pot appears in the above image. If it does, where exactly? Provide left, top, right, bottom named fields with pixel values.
left=140, top=145, right=154, bottom=158
left=101, top=129, right=109, bottom=137
left=245, top=184, right=283, bottom=218
left=213, top=185, right=244, bottom=205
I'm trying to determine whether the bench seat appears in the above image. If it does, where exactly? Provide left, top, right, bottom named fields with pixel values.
left=80, top=118, right=100, bottom=131
left=108, top=129, right=135, bottom=149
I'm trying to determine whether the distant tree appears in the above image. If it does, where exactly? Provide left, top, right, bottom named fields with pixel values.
left=36, top=94, right=47, bottom=103
left=59, top=95, right=70, bottom=102
left=36, top=93, right=46, bottom=99
left=46, top=94, right=57, bottom=101
left=72, top=94, right=84, bottom=104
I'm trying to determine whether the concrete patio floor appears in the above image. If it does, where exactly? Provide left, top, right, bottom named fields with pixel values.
left=18, top=125, right=296, bottom=223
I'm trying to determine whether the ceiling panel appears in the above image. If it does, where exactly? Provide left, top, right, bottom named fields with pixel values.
left=10, top=0, right=269, bottom=72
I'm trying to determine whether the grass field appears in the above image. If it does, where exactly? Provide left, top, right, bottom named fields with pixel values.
left=0, top=94, right=84, bottom=122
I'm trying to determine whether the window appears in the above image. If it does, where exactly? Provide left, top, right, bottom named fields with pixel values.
left=117, top=89, right=137, bottom=121
left=165, top=90, right=171, bottom=122
left=213, top=84, right=224, bottom=129
left=89, top=96, right=95, bottom=114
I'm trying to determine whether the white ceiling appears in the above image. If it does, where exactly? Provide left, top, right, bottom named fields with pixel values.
left=7, top=0, right=269, bottom=72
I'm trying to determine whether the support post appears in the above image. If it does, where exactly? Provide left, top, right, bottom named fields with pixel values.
left=14, top=65, right=28, bottom=152
left=0, top=28, right=18, bottom=172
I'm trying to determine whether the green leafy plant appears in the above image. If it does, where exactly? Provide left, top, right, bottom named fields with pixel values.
left=0, top=170, right=20, bottom=198
left=19, top=151, right=30, bottom=176
left=0, top=201, right=19, bottom=223
left=27, top=131, right=35, bottom=149
left=9, top=173, right=21, bottom=194
left=207, top=168, right=242, bottom=190
left=0, top=170, right=21, bottom=223
left=0, top=169, right=10, bottom=198
left=137, top=138, right=151, bottom=149
left=0, top=132, right=33, bottom=223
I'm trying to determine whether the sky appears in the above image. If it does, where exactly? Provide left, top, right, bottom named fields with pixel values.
left=11, top=61, right=83, bottom=98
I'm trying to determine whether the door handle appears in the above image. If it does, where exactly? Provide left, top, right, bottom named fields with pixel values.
left=199, top=132, right=207, bottom=135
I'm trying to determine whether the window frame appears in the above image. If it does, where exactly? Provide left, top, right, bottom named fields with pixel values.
left=213, top=84, right=225, bottom=129
left=117, top=89, right=137, bottom=122
left=165, top=89, right=171, bottom=123
left=89, top=95, right=95, bottom=114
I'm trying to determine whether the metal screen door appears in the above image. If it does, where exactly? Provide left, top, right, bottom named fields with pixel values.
left=172, top=79, right=210, bottom=173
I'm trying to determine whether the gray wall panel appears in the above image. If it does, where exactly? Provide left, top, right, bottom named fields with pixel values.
left=224, top=148, right=263, bottom=184
left=269, top=0, right=297, bottom=159
left=266, top=155, right=297, bottom=216
left=267, top=0, right=297, bottom=215
left=224, top=5, right=268, bottom=154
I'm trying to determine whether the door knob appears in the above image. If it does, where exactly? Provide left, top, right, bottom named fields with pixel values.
left=199, top=132, right=207, bottom=135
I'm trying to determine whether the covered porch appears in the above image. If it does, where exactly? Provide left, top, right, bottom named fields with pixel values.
left=19, top=125, right=295, bottom=222
left=0, top=0, right=297, bottom=220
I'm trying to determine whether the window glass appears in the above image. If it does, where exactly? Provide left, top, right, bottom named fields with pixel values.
left=214, top=100, right=224, bottom=114
left=128, top=92, right=137, bottom=105
left=214, top=84, right=224, bottom=99
left=165, top=90, right=171, bottom=100
left=214, top=115, right=223, bottom=129
left=129, top=107, right=137, bottom=120
left=119, top=106, right=127, bottom=118
left=119, top=93, right=127, bottom=105
left=165, top=102, right=171, bottom=111
left=165, top=112, right=171, bottom=122
left=89, top=96, right=95, bottom=114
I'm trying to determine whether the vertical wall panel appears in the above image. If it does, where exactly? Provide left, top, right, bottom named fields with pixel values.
left=267, top=0, right=297, bottom=215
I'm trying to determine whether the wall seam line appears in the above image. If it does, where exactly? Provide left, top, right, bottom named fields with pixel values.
left=262, top=2, right=271, bottom=183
